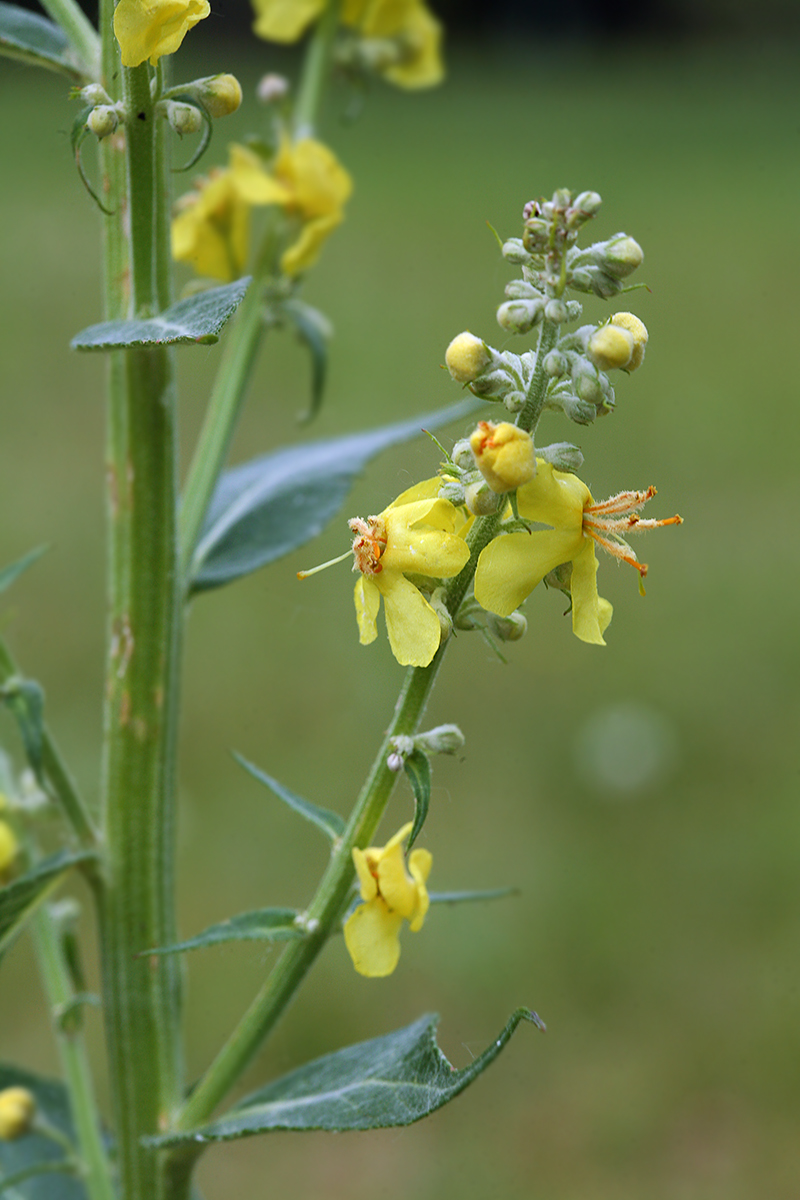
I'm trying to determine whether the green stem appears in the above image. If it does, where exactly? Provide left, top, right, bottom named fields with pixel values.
left=39, top=0, right=99, bottom=79
left=517, top=319, right=558, bottom=432
left=30, top=907, right=115, bottom=1200
left=0, top=637, right=98, bottom=851
left=293, top=0, right=341, bottom=136
left=96, top=56, right=184, bottom=1200
left=178, top=229, right=279, bottom=585
left=175, top=655, right=442, bottom=1133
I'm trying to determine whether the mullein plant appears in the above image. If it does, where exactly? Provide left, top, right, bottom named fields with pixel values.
left=0, top=1, right=681, bottom=1198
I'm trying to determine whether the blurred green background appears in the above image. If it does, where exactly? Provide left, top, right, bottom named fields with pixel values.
left=2, top=24, right=799, bottom=1200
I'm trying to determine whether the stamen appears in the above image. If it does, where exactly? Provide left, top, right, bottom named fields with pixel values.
left=581, top=482, right=682, bottom=584
left=585, top=528, right=648, bottom=576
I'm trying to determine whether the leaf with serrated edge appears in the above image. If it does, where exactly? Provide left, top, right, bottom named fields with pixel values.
left=0, top=546, right=47, bottom=596
left=190, top=395, right=480, bottom=592
left=234, top=753, right=344, bottom=840
left=0, top=1063, right=88, bottom=1198
left=71, top=278, right=251, bottom=350
left=148, top=1008, right=542, bottom=1145
left=0, top=850, right=97, bottom=963
left=0, top=2, right=90, bottom=81
left=144, top=908, right=303, bottom=956
left=403, top=749, right=430, bottom=853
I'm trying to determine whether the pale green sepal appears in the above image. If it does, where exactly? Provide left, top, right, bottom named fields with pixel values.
left=190, top=396, right=480, bottom=592
left=279, top=298, right=330, bottom=422
left=403, top=749, right=430, bottom=853
left=0, top=1064, right=86, bottom=1197
left=0, top=2, right=88, bottom=81
left=143, top=908, right=304, bottom=956
left=0, top=546, right=48, bottom=596
left=428, top=887, right=518, bottom=904
left=147, top=1008, right=542, bottom=1144
left=233, top=752, right=345, bottom=840
left=0, top=849, right=98, bottom=963
left=71, top=278, right=251, bottom=350
left=1, top=676, right=44, bottom=780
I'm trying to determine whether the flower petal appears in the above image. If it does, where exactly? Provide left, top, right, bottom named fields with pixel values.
left=376, top=840, right=419, bottom=918
left=407, top=848, right=432, bottom=931
left=354, top=576, right=380, bottom=645
left=570, top=543, right=612, bottom=645
left=114, top=0, right=210, bottom=67
left=344, top=899, right=404, bottom=977
left=379, top=572, right=442, bottom=666
left=281, top=212, right=343, bottom=276
left=251, top=0, right=326, bottom=42
left=352, top=846, right=378, bottom=902
left=475, top=529, right=580, bottom=617
left=229, top=144, right=291, bottom=206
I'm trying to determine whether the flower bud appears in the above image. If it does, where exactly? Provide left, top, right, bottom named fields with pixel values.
left=503, top=390, right=525, bottom=414
left=504, top=280, right=540, bottom=301
left=594, top=235, right=644, bottom=280
left=487, top=611, right=528, bottom=642
left=0, top=1087, right=35, bottom=1141
left=258, top=72, right=290, bottom=103
left=610, top=311, right=648, bottom=371
left=588, top=324, right=635, bottom=371
left=544, top=561, right=572, bottom=593
left=566, top=191, right=602, bottom=228
left=86, top=105, right=119, bottom=139
left=438, top=479, right=466, bottom=506
left=544, top=350, right=568, bottom=378
left=522, top=217, right=549, bottom=253
left=387, top=752, right=404, bottom=772
left=496, top=299, right=544, bottom=335
left=544, top=299, right=568, bottom=324
left=80, top=83, right=112, bottom=107
left=449, top=439, right=475, bottom=471
left=464, top=479, right=502, bottom=515
left=502, top=238, right=532, bottom=265
left=196, top=73, right=243, bottom=117
left=445, top=332, right=491, bottom=384
left=167, top=101, right=203, bottom=136
left=572, top=361, right=604, bottom=405
left=0, top=820, right=18, bottom=880
left=414, top=724, right=466, bottom=755
left=470, top=421, right=536, bottom=494
left=561, top=394, right=597, bottom=425
left=537, top=441, right=585, bottom=473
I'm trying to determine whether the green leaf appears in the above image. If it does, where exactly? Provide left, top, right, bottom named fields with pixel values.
left=149, top=1008, right=543, bottom=1145
left=144, top=907, right=303, bottom=956
left=0, top=1064, right=86, bottom=1199
left=1, top=677, right=45, bottom=779
left=0, top=3, right=88, bottom=81
left=403, top=749, right=430, bottom=854
left=0, top=547, right=47, bottom=597
left=233, top=753, right=345, bottom=841
left=70, top=279, right=251, bottom=351
left=190, top=395, right=480, bottom=592
left=281, top=299, right=331, bottom=422
left=0, top=850, right=96, bottom=964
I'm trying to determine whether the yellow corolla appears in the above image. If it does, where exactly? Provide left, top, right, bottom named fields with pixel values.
left=344, top=822, right=432, bottom=977
left=349, top=482, right=470, bottom=667
left=114, top=0, right=211, bottom=68
left=475, top=460, right=682, bottom=645
left=251, top=0, right=443, bottom=89
left=172, top=139, right=351, bottom=280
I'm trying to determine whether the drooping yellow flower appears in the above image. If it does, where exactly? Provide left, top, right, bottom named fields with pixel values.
left=348, top=482, right=470, bottom=667
left=470, top=421, right=536, bottom=494
left=344, top=822, right=432, bottom=977
left=474, top=460, right=682, bottom=645
left=172, top=139, right=351, bottom=281
left=251, top=0, right=443, bottom=89
left=114, top=0, right=211, bottom=68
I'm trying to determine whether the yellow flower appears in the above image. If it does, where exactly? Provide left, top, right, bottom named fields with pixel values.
left=349, top=482, right=470, bottom=667
left=172, top=139, right=351, bottom=281
left=251, top=0, right=443, bottom=89
left=344, top=822, right=432, bottom=977
left=0, top=1087, right=35, bottom=1140
left=474, top=461, right=682, bottom=645
left=114, top=0, right=211, bottom=68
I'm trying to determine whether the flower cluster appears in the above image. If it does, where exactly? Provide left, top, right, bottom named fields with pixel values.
left=344, top=822, right=431, bottom=976
left=172, top=138, right=352, bottom=280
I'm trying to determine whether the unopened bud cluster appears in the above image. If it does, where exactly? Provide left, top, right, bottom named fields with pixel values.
left=445, top=333, right=536, bottom=415
left=388, top=724, right=466, bottom=770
